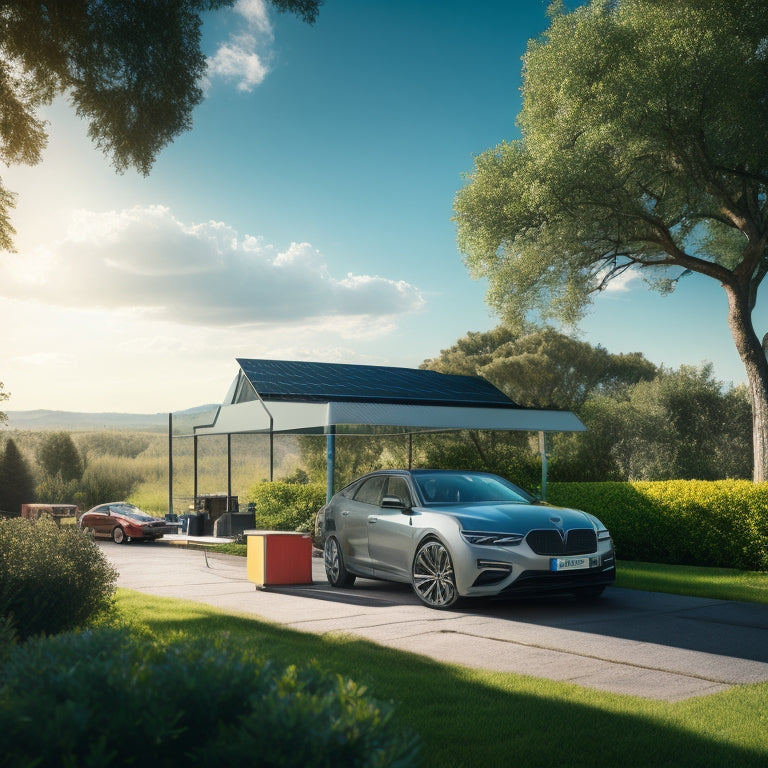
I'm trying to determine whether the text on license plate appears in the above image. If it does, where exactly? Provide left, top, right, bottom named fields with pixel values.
left=550, top=556, right=597, bottom=572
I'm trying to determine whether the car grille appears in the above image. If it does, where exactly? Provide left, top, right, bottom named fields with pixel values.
left=525, top=528, right=597, bottom=556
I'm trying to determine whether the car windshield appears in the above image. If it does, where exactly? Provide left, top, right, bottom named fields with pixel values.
left=414, top=472, right=534, bottom=504
left=111, top=503, right=153, bottom=521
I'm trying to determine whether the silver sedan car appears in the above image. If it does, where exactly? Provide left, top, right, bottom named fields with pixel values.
left=316, top=469, right=615, bottom=609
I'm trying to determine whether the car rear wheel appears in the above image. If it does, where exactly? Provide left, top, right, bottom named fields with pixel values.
left=112, top=526, right=127, bottom=544
left=324, top=536, right=356, bottom=588
left=412, top=538, right=459, bottom=609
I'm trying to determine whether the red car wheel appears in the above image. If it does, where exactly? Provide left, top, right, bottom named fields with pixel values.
left=112, top=526, right=127, bottom=544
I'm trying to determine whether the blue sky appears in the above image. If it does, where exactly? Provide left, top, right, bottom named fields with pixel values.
left=0, top=0, right=756, bottom=414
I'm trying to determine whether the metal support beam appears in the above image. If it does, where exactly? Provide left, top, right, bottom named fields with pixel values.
left=325, top=425, right=336, bottom=503
left=227, top=433, right=232, bottom=510
left=168, top=413, right=173, bottom=515
left=539, top=431, right=548, bottom=500
left=193, top=434, right=199, bottom=511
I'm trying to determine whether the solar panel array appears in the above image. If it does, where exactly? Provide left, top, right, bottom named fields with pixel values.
left=236, top=358, right=521, bottom=409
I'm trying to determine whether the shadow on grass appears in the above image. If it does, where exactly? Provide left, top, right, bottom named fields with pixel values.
left=115, top=590, right=768, bottom=768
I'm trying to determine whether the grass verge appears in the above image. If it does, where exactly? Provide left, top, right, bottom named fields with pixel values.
left=615, top=560, right=768, bottom=604
left=114, top=589, right=768, bottom=768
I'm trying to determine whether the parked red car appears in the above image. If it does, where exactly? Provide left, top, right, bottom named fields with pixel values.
left=79, top=502, right=172, bottom=544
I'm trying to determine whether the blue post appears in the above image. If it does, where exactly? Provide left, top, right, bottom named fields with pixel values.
left=326, top=426, right=336, bottom=503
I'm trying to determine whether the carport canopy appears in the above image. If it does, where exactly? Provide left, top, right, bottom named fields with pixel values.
left=177, top=359, right=585, bottom=504
left=193, top=358, right=585, bottom=436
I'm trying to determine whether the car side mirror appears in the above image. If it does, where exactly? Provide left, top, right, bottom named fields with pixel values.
left=381, top=495, right=411, bottom=512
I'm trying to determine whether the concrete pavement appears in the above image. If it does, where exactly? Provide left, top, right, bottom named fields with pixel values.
left=99, top=539, right=768, bottom=703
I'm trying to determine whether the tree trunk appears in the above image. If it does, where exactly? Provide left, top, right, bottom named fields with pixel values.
left=724, top=284, right=768, bottom=482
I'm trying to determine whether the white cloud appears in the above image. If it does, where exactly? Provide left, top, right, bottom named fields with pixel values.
left=0, top=205, right=426, bottom=329
left=601, top=266, right=642, bottom=293
left=234, top=0, right=273, bottom=33
left=205, top=0, right=273, bottom=92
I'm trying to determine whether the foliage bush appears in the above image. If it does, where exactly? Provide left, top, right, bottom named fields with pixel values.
left=0, top=627, right=420, bottom=768
left=76, top=456, right=146, bottom=509
left=416, top=432, right=542, bottom=492
left=247, top=481, right=327, bottom=532
left=0, top=516, right=117, bottom=639
left=34, top=471, right=80, bottom=505
left=0, top=615, right=16, bottom=663
left=547, top=480, right=768, bottom=571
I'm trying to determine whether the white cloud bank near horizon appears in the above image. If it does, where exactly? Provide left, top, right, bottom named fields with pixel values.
left=0, top=204, right=425, bottom=330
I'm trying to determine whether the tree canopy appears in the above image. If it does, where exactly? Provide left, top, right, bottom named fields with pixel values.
left=454, top=0, right=768, bottom=480
left=36, top=431, right=83, bottom=483
left=0, top=383, right=8, bottom=425
left=0, top=0, right=321, bottom=250
left=422, top=326, right=657, bottom=409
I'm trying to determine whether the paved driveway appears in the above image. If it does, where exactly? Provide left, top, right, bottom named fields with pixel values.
left=100, top=540, right=768, bottom=702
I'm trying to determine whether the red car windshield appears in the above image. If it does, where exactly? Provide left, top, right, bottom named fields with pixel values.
left=110, top=503, right=155, bottom=522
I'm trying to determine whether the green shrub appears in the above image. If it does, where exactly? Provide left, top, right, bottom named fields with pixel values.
left=34, top=471, right=79, bottom=505
left=75, top=456, right=145, bottom=509
left=0, top=516, right=117, bottom=639
left=547, top=480, right=768, bottom=571
left=0, top=615, right=16, bottom=664
left=248, top=481, right=326, bottom=532
left=0, top=628, right=420, bottom=768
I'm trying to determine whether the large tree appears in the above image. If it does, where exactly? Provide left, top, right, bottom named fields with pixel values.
left=0, top=438, right=36, bottom=514
left=36, top=431, right=83, bottom=483
left=454, top=0, right=768, bottom=481
left=0, top=0, right=321, bottom=250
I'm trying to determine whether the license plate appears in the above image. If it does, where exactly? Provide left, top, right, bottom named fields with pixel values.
left=550, top=556, right=594, bottom=572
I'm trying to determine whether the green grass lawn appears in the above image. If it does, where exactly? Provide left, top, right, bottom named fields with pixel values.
left=114, top=557, right=768, bottom=768
left=615, top=560, right=768, bottom=604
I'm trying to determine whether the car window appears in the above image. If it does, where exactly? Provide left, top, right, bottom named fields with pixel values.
left=110, top=503, right=153, bottom=521
left=384, top=476, right=412, bottom=507
left=353, top=476, right=387, bottom=505
left=339, top=479, right=362, bottom=499
left=414, top=473, right=533, bottom=504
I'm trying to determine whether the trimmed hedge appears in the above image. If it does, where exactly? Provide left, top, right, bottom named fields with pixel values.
left=547, top=480, right=768, bottom=571
left=0, top=516, right=118, bottom=639
left=0, top=628, right=419, bottom=768
left=248, top=481, right=326, bottom=532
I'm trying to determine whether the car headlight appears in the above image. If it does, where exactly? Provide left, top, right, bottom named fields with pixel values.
left=597, top=529, right=612, bottom=542
left=461, top=531, right=524, bottom=546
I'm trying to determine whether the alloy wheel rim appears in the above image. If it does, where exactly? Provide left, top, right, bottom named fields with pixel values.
left=413, top=541, right=456, bottom=607
left=325, top=538, right=340, bottom=582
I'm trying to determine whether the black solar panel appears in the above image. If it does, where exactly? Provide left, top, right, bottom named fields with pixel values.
left=236, top=358, right=521, bottom=408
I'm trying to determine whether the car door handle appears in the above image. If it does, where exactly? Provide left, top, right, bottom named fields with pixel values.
left=368, top=515, right=378, bottom=524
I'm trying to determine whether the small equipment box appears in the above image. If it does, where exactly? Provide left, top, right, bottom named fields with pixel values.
left=245, top=530, right=313, bottom=587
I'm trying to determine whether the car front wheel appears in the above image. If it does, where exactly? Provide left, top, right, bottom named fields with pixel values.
left=112, top=526, right=127, bottom=544
left=412, top=538, right=459, bottom=609
left=324, top=536, right=356, bottom=588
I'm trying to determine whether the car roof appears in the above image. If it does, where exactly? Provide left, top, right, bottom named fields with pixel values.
left=355, top=469, right=499, bottom=478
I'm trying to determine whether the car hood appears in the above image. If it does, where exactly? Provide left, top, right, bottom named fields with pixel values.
left=426, top=502, right=600, bottom=533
